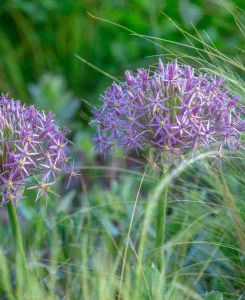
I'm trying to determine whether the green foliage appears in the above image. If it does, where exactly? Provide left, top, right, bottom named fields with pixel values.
left=0, top=0, right=244, bottom=299
left=29, top=73, right=80, bottom=126
left=0, top=155, right=245, bottom=299
left=0, top=0, right=244, bottom=118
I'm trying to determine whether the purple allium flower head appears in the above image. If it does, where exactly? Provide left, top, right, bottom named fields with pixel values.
left=91, top=60, right=244, bottom=163
left=0, top=94, right=76, bottom=206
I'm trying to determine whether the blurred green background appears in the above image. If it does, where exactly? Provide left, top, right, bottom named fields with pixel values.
left=0, top=1, right=245, bottom=299
left=0, top=0, right=244, bottom=135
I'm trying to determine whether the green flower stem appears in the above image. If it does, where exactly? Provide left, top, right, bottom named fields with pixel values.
left=7, top=201, right=26, bottom=269
left=156, top=181, right=168, bottom=271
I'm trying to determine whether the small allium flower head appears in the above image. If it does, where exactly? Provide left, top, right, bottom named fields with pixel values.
left=0, top=94, right=74, bottom=206
left=91, top=60, right=244, bottom=163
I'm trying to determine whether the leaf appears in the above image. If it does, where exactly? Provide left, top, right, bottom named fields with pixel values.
left=205, top=292, right=223, bottom=300
left=179, top=0, right=202, bottom=28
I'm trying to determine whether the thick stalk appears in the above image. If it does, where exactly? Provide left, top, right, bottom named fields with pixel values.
left=156, top=182, right=168, bottom=271
left=7, top=202, right=26, bottom=269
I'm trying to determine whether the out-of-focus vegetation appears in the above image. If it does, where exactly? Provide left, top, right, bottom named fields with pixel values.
left=0, top=0, right=244, bottom=122
left=1, top=156, right=245, bottom=299
left=0, top=0, right=245, bottom=299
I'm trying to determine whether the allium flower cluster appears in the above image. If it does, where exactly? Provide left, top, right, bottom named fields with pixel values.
left=0, top=94, right=74, bottom=206
left=92, top=60, right=244, bottom=164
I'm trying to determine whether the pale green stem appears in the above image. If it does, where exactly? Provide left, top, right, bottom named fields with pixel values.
left=156, top=182, right=168, bottom=271
left=7, top=202, right=26, bottom=269
left=155, top=171, right=169, bottom=299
